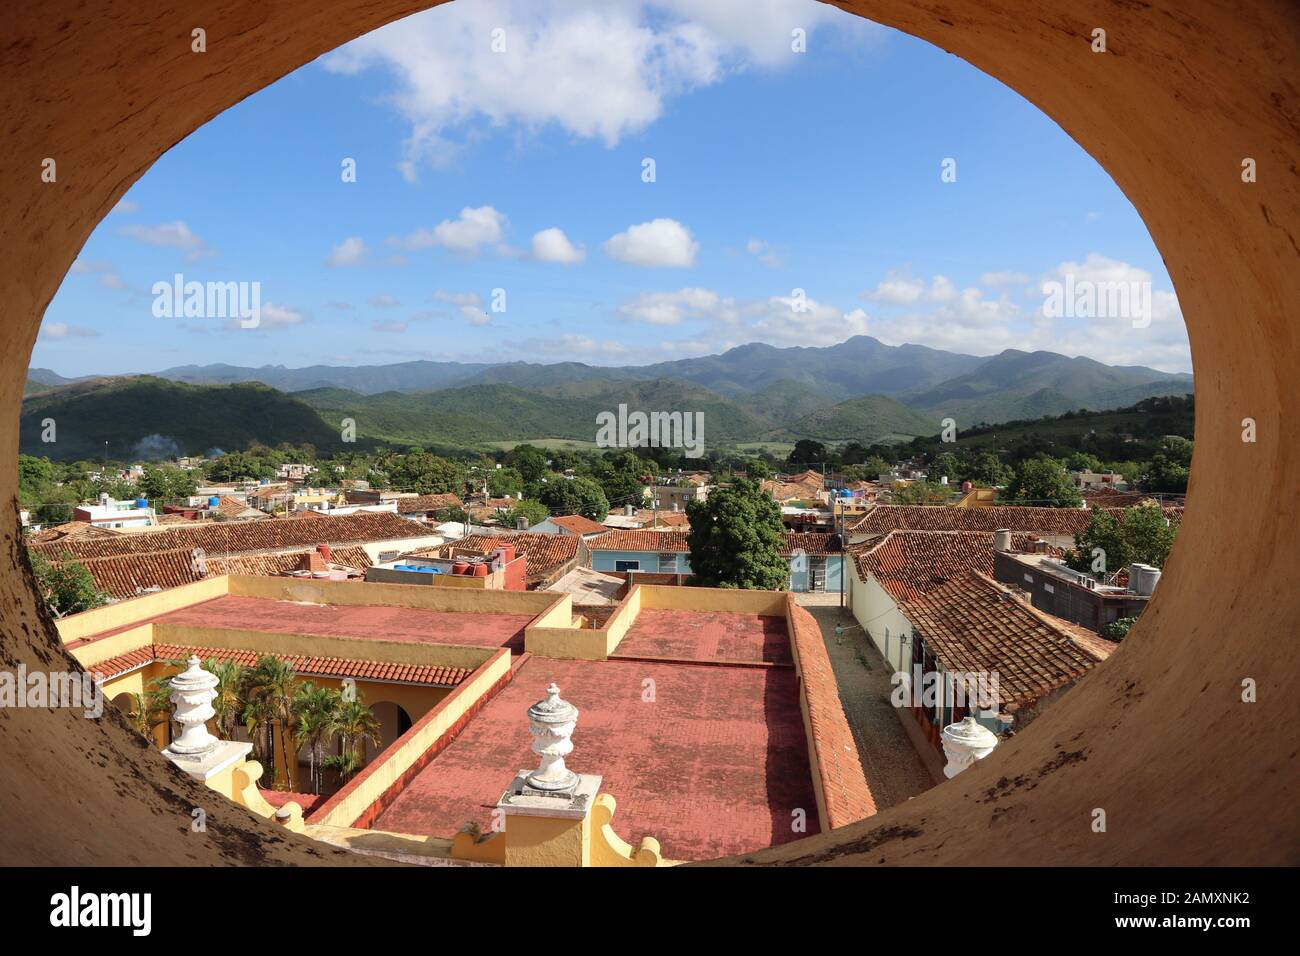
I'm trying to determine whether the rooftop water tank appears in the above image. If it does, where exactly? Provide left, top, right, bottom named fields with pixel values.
left=208, top=496, right=220, bottom=508
left=135, top=498, right=148, bottom=509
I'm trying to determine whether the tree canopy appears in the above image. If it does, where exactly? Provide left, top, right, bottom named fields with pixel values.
left=685, top=477, right=789, bottom=590
left=1006, top=455, right=1083, bottom=507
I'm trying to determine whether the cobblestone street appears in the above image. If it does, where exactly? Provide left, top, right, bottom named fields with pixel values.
left=797, top=599, right=938, bottom=809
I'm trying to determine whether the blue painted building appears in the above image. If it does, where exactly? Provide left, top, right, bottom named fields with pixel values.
left=587, top=530, right=843, bottom=592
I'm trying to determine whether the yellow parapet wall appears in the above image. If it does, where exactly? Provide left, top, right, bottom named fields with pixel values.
left=67, top=622, right=156, bottom=668
left=228, top=574, right=559, bottom=616
left=525, top=585, right=637, bottom=659
left=637, top=583, right=788, bottom=616
left=56, top=576, right=231, bottom=645
left=589, top=794, right=681, bottom=867
left=523, top=584, right=790, bottom=661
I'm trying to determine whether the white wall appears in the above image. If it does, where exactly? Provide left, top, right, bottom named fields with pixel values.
left=847, top=568, right=914, bottom=675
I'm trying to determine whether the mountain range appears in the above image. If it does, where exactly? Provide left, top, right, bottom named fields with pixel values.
left=24, top=337, right=1192, bottom=459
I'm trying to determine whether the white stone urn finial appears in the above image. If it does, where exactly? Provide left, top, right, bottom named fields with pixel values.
left=941, top=715, right=999, bottom=779
left=166, top=655, right=219, bottom=757
left=525, top=683, right=579, bottom=791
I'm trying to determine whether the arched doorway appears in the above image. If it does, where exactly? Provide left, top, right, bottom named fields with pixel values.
left=369, top=701, right=414, bottom=759
left=1, top=1, right=1296, bottom=865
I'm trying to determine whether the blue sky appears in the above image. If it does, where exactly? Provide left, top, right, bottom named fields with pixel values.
left=38, top=0, right=1191, bottom=377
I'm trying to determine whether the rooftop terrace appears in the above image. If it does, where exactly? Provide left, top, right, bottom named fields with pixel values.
left=372, top=653, right=818, bottom=861
left=612, top=608, right=792, bottom=666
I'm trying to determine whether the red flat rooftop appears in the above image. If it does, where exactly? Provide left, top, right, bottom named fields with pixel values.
left=612, top=608, right=793, bottom=666
left=146, top=595, right=536, bottom=652
left=371, top=654, right=819, bottom=860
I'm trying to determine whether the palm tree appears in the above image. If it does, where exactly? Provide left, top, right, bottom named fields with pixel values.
left=205, top=659, right=246, bottom=741
left=330, top=696, right=382, bottom=780
left=125, top=681, right=172, bottom=741
left=244, top=656, right=300, bottom=791
left=293, top=683, right=341, bottom=795
left=241, top=692, right=278, bottom=780
left=322, top=750, right=363, bottom=784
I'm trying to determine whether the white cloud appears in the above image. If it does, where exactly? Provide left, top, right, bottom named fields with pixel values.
left=323, top=1, right=870, bottom=177
left=368, top=293, right=400, bottom=308
left=858, top=255, right=1191, bottom=372
left=603, top=218, right=698, bottom=267
left=371, top=320, right=408, bottom=333
left=531, top=227, right=586, bottom=264
left=327, top=236, right=368, bottom=267
left=70, top=257, right=127, bottom=290
left=515, top=333, right=634, bottom=359
left=389, top=205, right=506, bottom=254
left=40, top=322, right=100, bottom=340
left=979, top=270, right=1030, bottom=286
left=745, top=237, right=782, bottom=268
left=110, top=199, right=139, bottom=215
left=257, top=302, right=307, bottom=329
left=614, top=287, right=868, bottom=348
left=863, top=272, right=925, bottom=305
left=928, top=275, right=957, bottom=302
left=432, top=289, right=491, bottom=326
left=747, top=296, right=872, bottom=347
left=618, top=287, right=735, bottom=325
left=121, top=220, right=213, bottom=260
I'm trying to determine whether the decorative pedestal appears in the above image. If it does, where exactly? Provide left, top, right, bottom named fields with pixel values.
left=525, top=682, right=579, bottom=792
left=941, top=716, right=999, bottom=779
left=496, top=684, right=601, bottom=866
left=160, top=655, right=253, bottom=784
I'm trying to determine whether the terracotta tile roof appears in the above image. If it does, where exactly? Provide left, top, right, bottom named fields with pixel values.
left=55, top=545, right=373, bottom=599
left=28, top=521, right=122, bottom=543
left=215, top=494, right=263, bottom=519
left=763, top=478, right=824, bottom=503
left=85, top=645, right=156, bottom=682
left=607, top=509, right=691, bottom=529
left=156, top=513, right=200, bottom=525
left=466, top=497, right=518, bottom=522
left=423, top=531, right=580, bottom=585
left=851, top=504, right=1096, bottom=536
left=636, top=509, right=690, bottom=528
left=1080, top=489, right=1147, bottom=508
left=588, top=529, right=692, bottom=552
left=851, top=530, right=1059, bottom=604
left=546, top=514, right=608, bottom=535
left=28, top=512, right=429, bottom=562
left=902, top=571, right=1115, bottom=709
left=782, top=532, right=841, bottom=556
left=787, top=602, right=876, bottom=826
left=393, top=493, right=464, bottom=515
left=90, top=643, right=471, bottom=687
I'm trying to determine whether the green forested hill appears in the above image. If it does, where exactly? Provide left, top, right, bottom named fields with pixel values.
left=19, top=377, right=348, bottom=459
